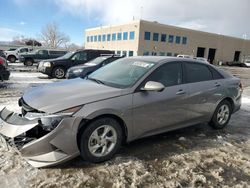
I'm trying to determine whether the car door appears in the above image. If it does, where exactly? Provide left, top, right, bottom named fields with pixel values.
left=132, top=62, right=189, bottom=138
left=37, top=50, right=49, bottom=61
left=184, top=62, right=224, bottom=122
left=71, top=51, right=88, bottom=66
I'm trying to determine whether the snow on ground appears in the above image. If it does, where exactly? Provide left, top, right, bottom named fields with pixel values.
left=0, top=65, right=250, bottom=187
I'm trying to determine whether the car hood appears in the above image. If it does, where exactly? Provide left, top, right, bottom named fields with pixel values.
left=23, top=78, right=123, bottom=114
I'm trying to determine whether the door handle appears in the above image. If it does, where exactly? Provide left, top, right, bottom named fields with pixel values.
left=215, top=83, right=221, bottom=87
left=176, top=90, right=186, bottom=95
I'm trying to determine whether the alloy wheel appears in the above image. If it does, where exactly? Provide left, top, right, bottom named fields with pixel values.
left=217, top=104, right=230, bottom=125
left=88, top=125, right=117, bottom=157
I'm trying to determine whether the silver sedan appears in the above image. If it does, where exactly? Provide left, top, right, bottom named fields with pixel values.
left=0, top=56, right=242, bottom=167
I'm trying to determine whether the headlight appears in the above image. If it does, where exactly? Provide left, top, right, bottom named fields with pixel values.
left=56, top=105, right=83, bottom=115
left=43, top=62, right=51, bottom=67
left=72, top=69, right=83, bottom=73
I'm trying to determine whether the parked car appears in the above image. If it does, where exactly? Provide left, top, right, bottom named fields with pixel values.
left=4, top=47, right=33, bottom=63
left=194, top=57, right=208, bottom=62
left=0, top=57, right=10, bottom=81
left=0, top=50, right=6, bottom=59
left=177, top=54, right=193, bottom=58
left=38, top=49, right=114, bottom=79
left=0, top=56, right=242, bottom=168
left=19, top=49, right=68, bottom=66
left=66, top=55, right=124, bottom=79
left=226, top=61, right=248, bottom=67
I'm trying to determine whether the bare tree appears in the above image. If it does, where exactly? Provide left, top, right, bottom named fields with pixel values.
left=40, top=23, right=70, bottom=48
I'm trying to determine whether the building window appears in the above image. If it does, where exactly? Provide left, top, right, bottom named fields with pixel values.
left=159, top=52, right=165, bottom=56
left=128, top=51, right=134, bottom=56
left=112, top=33, right=116, bottom=41
left=117, top=51, right=121, bottom=55
left=94, top=35, right=97, bottom=42
left=87, top=36, right=89, bottom=42
left=102, top=34, right=106, bottom=41
left=98, top=35, right=101, bottom=42
left=153, top=33, right=159, bottom=41
left=107, top=34, right=111, bottom=41
left=90, top=36, right=93, bottom=42
left=152, top=52, right=157, bottom=56
left=143, top=51, right=149, bottom=56
left=161, top=34, right=166, bottom=42
left=175, top=36, right=181, bottom=44
left=169, top=35, right=174, bottom=43
left=144, top=31, right=151, bottom=40
left=122, top=51, right=127, bottom=56
left=129, top=31, right=135, bottom=40
left=182, top=37, right=187, bottom=44
left=123, top=32, right=128, bottom=40
left=117, top=33, right=122, bottom=40
left=167, top=52, right=172, bottom=56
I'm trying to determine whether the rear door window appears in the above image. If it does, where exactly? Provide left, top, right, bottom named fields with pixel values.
left=209, top=66, right=224, bottom=80
left=185, top=62, right=213, bottom=83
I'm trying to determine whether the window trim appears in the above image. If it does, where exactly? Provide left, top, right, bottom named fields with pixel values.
left=183, top=62, right=214, bottom=84
left=135, top=61, right=184, bottom=92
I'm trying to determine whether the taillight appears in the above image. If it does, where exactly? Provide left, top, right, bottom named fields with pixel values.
left=239, top=81, right=243, bottom=93
left=0, top=58, right=4, bottom=65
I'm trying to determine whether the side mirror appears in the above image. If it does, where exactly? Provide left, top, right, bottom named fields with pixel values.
left=141, top=81, right=165, bottom=92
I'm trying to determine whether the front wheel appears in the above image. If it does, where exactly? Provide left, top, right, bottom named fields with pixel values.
left=209, top=100, right=232, bottom=129
left=24, top=59, right=34, bottom=66
left=52, top=67, right=66, bottom=79
left=8, top=56, right=16, bottom=63
left=79, top=118, right=122, bottom=163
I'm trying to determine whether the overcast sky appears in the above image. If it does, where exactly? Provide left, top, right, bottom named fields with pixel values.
left=0, top=0, right=249, bottom=45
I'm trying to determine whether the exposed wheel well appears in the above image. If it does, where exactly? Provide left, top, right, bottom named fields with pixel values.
left=76, top=114, right=128, bottom=149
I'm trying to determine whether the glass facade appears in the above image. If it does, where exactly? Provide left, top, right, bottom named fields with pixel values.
left=182, top=37, right=187, bottom=44
left=98, top=35, right=101, bottom=42
left=117, top=33, right=122, bottom=40
left=123, top=32, right=128, bottom=40
left=94, top=35, right=97, bottom=42
left=167, top=52, right=172, bottom=56
left=102, top=34, right=106, bottom=41
left=161, top=34, right=166, bottom=42
left=153, top=33, right=159, bottom=41
left=129, top=31, right=135, bottom=40
left=112, top=33, right=116, bottom=41
left=128, top=51, right=134, bottom=56
left=175, top=36, right=181, bottom=44
left=144, top=31, right=151, bottom=40
left=143, top=51, right=149, bottom=56
left=168, top=35, right=174, bottom=43
left=107, top=34, right=111, bottom=41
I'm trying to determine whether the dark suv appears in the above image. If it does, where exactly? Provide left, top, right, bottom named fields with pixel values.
left=0, top=57, right=10, bottom=81
left=66, top=55, right=124, bottom=79
left=19, top=49, right=68, bottom=66
left=38, top=49, right=114, bottom=79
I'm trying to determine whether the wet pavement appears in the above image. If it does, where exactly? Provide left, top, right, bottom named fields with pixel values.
left=0, top=63, right=250, bottom=187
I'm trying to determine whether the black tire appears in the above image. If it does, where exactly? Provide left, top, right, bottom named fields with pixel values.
left=8, top=55, right=16, bottom=63
left=52, top=66, right=66, bottom=79
left=24, top=59, right=34, bottom=66
left=209, top=100, right=232, bottom=129
left=79, top=117, right=122, bottom=163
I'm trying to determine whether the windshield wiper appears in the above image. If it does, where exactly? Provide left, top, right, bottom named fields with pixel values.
left=86, top=76, right=104, bottom=85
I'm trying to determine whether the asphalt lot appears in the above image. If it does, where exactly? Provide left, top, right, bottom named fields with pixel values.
left=0, top=63, right=250, bottom=187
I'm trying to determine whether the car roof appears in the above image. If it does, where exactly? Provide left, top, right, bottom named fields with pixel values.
left=127, top=56, right=208, bottom=64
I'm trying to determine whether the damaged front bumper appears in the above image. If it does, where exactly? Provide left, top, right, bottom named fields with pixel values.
left=0, top=108, right=81, bottom=168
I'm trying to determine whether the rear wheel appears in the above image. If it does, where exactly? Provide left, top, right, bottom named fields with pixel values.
left=24, top=59, right=34, bottom=66
left=209, top=100, right=232, bottom=129
left=79, top=117, right=122, bottom=163
left=52, top=67, right=66, bottom=79
left=8, top=55, right=16, bottom=63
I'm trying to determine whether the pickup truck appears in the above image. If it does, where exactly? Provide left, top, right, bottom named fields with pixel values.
left=19, top=49, right=68, bottom=66
left=4, top=47, right=33, bottom=63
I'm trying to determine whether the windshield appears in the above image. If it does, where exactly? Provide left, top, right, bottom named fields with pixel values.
left=58, top=51, right=74, bottom=59
left=88, top=58, right=156, bottom=88
left=85, top=57, right=109, bottom=66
